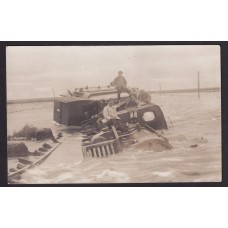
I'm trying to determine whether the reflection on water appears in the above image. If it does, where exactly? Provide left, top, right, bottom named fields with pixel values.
left=7, top=92, right=221, bottom=183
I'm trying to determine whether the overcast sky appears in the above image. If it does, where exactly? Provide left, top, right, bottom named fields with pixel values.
left=6, top=45, right=221, bottom=100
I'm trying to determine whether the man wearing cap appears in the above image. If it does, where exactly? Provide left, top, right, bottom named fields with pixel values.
left=103, top=99, right=128, bottom=133
left=111, top=71, right=131, bottom=100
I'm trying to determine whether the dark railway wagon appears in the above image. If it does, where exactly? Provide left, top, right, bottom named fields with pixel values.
left=53, top=97, right=102, bottom=126
left=54, top=96, right=168, bottom=130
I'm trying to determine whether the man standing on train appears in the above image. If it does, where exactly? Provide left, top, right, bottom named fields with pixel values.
left=111, top=71, right=131, bottom=100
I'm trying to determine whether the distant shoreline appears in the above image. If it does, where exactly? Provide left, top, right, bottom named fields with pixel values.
left=7, top=87, right=221, bottom=104
left=7, top=97, right=55, bottom=104
left=149, top=87, right=221, bottom=94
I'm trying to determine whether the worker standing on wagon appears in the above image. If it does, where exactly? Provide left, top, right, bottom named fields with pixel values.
left=103, top=99, right=128, bottom=133
left=111, top=71, right=131, bottom=101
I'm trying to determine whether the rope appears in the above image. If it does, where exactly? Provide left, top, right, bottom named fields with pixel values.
left=140, top=121, right=169, bottom=142
left=167, top=116, right=174, bottom=128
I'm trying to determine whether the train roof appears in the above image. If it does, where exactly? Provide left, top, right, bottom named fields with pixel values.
left=54, top=96, right=96, bottom=103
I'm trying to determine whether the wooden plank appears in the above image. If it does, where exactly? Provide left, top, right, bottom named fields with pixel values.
left=88, top=149, right=92, bottom=157
left=91, top=148, right=95, bottom=157
left=97, top=146, right=102, bottom=157
left=92, top=148, right=97, bottom=157
left=82, top=147, right=86, bottom=158
left=119, top=132, right=135, bottom=138
left=110, top=143, right=115, bottom=154
left=100, top=145, right=106, bottom=157
left=111, top=125, right=119, bottom=139
left=106, top=144, right=111, bottom=155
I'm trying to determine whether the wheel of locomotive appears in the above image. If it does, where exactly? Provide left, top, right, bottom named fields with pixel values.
left=91, top=135, right=107, bottom=144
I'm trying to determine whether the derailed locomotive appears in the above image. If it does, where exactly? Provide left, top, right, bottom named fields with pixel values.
left=53, top=96, right=167, bottom=130
left=53, top=89, right=170, bottom=158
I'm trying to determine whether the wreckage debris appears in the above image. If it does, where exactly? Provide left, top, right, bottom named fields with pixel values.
left=18, top=158, right=33, bottom=165
left=190, top=144, right=198, bottom=148
left=42, top=143, right=52, bottom=149
left=12, top=124, right=58, bottom=143
left=38, top=147, right=48, bottom=152
left=56, top=133, right=63, bottom=139
left=135, top=138, right=173, bottom=152
left=17, top=163, right=26, bottom=170
left=9, top=168, right=17, bottom=173
left=8, top=142, right=30, bottom=157
left=33, top=150, right=44, bottom=156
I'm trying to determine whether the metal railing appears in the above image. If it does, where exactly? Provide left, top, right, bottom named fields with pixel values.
left=82, top=139, right=122, bottom=158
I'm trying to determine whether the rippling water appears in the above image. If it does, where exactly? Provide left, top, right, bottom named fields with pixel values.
left=7, top=92, right=221, bottom=183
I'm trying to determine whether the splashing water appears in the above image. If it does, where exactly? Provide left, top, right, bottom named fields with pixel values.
left=7, top=92, right=221, bottom=183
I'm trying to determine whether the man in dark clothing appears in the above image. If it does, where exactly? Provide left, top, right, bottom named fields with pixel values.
left=111, top=71, right=131, bottom=100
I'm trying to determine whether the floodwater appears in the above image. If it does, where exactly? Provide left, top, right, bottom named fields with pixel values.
left=7, top=92, right=221, bottom=183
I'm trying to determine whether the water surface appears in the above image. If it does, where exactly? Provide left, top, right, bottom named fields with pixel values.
left=7, top=92, right=221, bottom=183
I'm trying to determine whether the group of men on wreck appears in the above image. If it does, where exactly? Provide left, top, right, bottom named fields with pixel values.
left=102, top=70, right=151, bottom=134
left=74, top=70, right=152, bottom=134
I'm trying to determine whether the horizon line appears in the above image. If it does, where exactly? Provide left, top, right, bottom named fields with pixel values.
left=7, top=86, right=221, bottom=104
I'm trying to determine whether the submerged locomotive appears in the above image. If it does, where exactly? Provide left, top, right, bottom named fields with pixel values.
left=53, top=87, right=167, bottom=129
left=53, top=87, right=171, bottom=158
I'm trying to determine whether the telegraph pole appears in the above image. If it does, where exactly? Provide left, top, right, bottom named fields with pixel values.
left=52, top=88, right=55, bottom=99
left=159, top=83, right=161, bottom=96
left=197, top=72, right=200, bottom=99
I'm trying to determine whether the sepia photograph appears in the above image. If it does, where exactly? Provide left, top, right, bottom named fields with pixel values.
left=6, top=45, right=221, bottom=184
